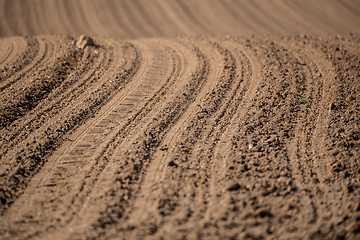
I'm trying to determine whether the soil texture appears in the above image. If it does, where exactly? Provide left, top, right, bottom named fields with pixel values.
left=0, top=1, right=359, bottom=239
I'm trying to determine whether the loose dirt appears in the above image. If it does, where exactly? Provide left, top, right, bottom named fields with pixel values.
left=0, top=1, right=359, bottom=240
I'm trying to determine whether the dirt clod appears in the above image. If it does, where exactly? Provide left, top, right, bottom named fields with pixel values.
left=228, top=183, right=242, bottom=191
left=75, top=35, right=95, bottom=50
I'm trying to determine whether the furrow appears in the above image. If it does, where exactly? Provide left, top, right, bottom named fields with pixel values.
left=55, top=40, right=184, bottom=239
left=199, top=38, right=315, bottom=239
left=0, top=40, right=107, bottom=159
left=0, top=37, right=50, bottom=92
left=0, top=38, right=112, bottom=215
left=0, top=37, right=39, bottom=89
left=117, top=39, right=242, bottom=239
left=0, top=40, right=170, bottom=239
left=75, top=39, right=210, bottom=240
left=0, top=37, right=26, bottom=67
left=0, top=37, right=71, bottom=128
left=0, top=38, right=140, bottom=220
left=206, top=38, right=263, bottom=229
left=310, top=36, right=360, bottom=237
left=114, top=39, right=223, bottom=236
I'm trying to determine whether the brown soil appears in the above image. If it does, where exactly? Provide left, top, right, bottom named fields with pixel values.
left=0, top=1, right=359, bottom=240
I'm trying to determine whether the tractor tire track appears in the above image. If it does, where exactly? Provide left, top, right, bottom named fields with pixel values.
left=1, top=39, right=175, bottom=239
left=0, top=34, right=359, bottom=239
left=79, top=39, right=210, bottom=240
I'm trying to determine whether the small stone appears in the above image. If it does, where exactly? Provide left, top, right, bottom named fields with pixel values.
left=257, top=209, right=274, bottom=218
left=75, top=35, right=95, bottom=50
left=168, top=160, right=178, bottom=167
left=228, top=183, right=241, bottom=191
left=330, top=103, right=337, bottom=110
left=160, top=145, right=168, bottom=151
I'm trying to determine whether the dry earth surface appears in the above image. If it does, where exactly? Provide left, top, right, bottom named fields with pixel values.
left=0, top=1, right=360, bottom=239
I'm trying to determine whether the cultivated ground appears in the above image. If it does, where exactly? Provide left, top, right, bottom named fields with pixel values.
left=0, top=1, right=359, bottom=239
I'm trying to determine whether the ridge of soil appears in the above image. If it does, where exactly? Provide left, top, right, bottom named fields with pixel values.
left=0, top=0, right=359, bottom=239
left=0, top=35, right=359, bottom=240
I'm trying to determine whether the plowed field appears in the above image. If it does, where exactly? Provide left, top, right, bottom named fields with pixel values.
left=0, top=1, right=359, bottom=239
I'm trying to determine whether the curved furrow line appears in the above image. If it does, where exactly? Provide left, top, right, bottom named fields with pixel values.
left=273, top=39, right=321, bottom=184
left=74, top=39, right=210, bottom=240
left=206, top=38, right=263, bottom=227
left=47, top=40, right=185, bottom=239
left=0, top=37, right=40, bottom=90
left=0, top=38, right=141, bottom=219
left=274, top=37, right=335, bottom=183
left=0, top=36, right=58, bottom=97
left=300, top=41, right=339, bottom=183
left=0, top=40, right=13, bottom=66
left=0, top=39, right=109, bottom=164
left=252, top=39, right=318, bottom=238
left=311, top=36, right=360, bottom=237
left=198, top=38, right=318, bottom=239
left=118, top=39, right=241, bottom=239
left=113, top=39, right=224, bottom=237
left=0, top=40, right=172, bottom=239
left=192, top=39, right=254, bottom=225
left=163, top=39, right=255, bottom=237
left=322, top=36, right=360, bottom=177
left=279, top=37, right=348, bottom=237
left=155, top=41, right=237, bottom=234
left=0, top=37, right=67, bottom=129
left=0, top=37, right=27, bottom=67
left=156, top=40, right=253, bottom=239
left=0, top=37, right=83, bottom=213
left=273, top=36, right=359, bottom=238
left=273, top=39, right=330, bottom=237
left=0, top=37, right=139, bottom=223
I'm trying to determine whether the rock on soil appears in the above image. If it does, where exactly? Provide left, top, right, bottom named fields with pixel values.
left=75, top=35, right=95, bottom=49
